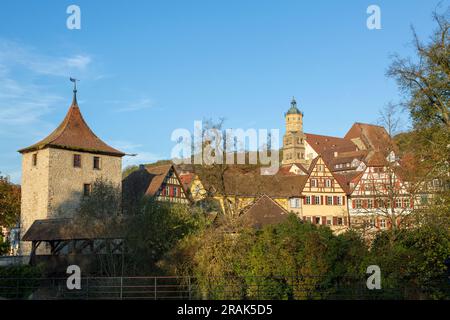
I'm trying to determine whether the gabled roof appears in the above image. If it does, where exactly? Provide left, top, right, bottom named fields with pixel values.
left=240, top=194, right=290, bottom=229
left=179, top=172, right=195, bottom=190
left=18, top=94, right=125, bottom=157
left=122, top=164, right=185, bottom=198
left=333, top=171, right=364, bottom=195
left=365, top=151, right=389, bottom=167
left=277, top=163, right=309, bottom=176
left=344, top=122, right=396, bottom=154
left=305, top=133, right=358, bottom=164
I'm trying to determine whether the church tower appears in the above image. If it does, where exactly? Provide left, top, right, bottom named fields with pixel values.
left=18, top=83, right=125, bottom=254
left=282, top=97, right=307, bottom=166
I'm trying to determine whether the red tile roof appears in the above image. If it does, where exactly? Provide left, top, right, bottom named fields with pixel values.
left=344, top=123, right=396, bottom=154
left=277, top=163, right=309, bottom=176
left=305, top=133, right=358, bottom=156
left=18, top=95, right=125, bottom=157
left=333, top=171, right=364, bottom=194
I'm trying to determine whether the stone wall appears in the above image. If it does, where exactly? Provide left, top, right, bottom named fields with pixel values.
left=20, top=147, right=122, bottom=254
left=20, top=149, right=50, bottom=255
left=47, top=148, right=122, bottom=218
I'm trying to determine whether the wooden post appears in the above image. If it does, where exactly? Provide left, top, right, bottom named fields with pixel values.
left=120, top=277, right=123, bottom=300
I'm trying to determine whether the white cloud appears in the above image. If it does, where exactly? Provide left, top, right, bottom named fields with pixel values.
left=0, top=39, right=92, bottom=77
left=113, top=98, right=155, bottom=113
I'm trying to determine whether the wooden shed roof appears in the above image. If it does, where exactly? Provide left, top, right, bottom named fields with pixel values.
left=22, top=218, right=123, bottom=241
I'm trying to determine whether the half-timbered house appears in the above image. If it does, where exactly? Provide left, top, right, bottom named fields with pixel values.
left=122, top=164, right=190, bottom=212
left=348, top=152, right=414, bottom=232
left=301, top=156, right=349, bottom=232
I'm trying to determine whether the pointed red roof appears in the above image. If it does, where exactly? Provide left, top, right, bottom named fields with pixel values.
left=18, top=94, right=125, bottom=157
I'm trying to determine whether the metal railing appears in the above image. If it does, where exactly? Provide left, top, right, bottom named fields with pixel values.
left=0, top=275, right=447, bottom=300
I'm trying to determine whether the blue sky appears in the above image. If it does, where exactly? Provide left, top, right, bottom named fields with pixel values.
left=0, top=0, right=446, bottom=182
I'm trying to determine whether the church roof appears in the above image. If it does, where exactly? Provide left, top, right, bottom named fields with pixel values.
left=286, top=97, right=302, bottom=115
left=18, top=93, right=125, bottom=157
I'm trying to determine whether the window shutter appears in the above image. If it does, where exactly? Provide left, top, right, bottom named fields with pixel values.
left=312, top=196, right=315, bottom=205
left=410, top=199, right=414, bottom=208
left=343, top=217, right=348, bottom=226
left=312, top=216, right=316, bottom=224
left=322, top=216, right=327, bottom=225
left=333, top=217, right=337, bottom=225
left=342, top=196, right=345, bottom=205
left=320, top=196, right=324, bottom=205
left=352, top=200, right=355, bottom=209
left=303, top=197, right=306, bottom=205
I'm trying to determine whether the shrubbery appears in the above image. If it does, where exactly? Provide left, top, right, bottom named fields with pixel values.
left=162, top=214, right=449, bottom=300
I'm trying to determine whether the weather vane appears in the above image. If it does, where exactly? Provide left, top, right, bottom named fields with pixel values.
left=69, top=77, right=79, bottom=93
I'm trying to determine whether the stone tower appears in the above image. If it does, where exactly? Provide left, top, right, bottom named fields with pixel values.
left=18, top=85, right=125, bottom=254
left=282, top=97, right=307, bottom=166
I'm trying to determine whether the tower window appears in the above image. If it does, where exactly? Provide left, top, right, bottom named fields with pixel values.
left=83, top=183, right=92, bottom=196
left=32, top=153, right=37, bottom=166
left=73, top=154, right=81, bottom=168
left=93, top=156, right=101, bottom=170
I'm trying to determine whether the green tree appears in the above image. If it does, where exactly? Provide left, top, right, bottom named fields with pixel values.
left=387, top=9, right=450, bottom=180
left=0, top=174, right=21, bottom=228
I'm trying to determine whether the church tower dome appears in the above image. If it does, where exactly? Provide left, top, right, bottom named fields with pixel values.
left=286, top=97, right=302, bottom=115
